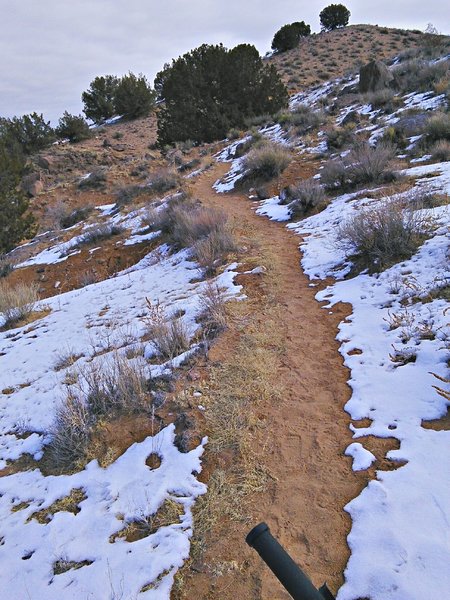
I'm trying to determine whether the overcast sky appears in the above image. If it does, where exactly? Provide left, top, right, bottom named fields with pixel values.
left=1, top=0, right=448, bottom=124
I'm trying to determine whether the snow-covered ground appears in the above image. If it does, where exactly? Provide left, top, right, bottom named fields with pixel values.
left=1, top=207, right=242, bottom=597
left=214, top=104, right=450, bottom=597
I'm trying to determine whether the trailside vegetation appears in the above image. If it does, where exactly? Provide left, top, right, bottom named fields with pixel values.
left=155, top=43, right=289, bottom=145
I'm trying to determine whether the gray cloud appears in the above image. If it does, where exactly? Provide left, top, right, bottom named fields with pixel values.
left=1, top=0, right=448, bottom=123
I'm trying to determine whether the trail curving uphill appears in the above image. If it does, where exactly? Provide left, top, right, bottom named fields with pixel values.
left=183, top=162, right=369, bottom=599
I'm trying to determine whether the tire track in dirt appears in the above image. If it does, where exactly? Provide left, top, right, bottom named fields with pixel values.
left=183, top=162, right=368, bottom=599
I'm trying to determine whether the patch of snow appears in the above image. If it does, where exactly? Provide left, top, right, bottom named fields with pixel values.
left=255, top=197, right=291, bottom=222
left=345, top=443, right=376, bottom=471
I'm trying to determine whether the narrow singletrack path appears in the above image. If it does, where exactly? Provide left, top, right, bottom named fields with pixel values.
left=184, top=162, right=367, bottom=599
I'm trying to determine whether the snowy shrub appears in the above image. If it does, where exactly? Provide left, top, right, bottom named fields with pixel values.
left=337, top=199, right=434, bottom=272
left=0, top=280, right=39, bottom=326
left=46, top=356, right=152, bottom=471
left=321, top=143, right=395, bottom=190
left=148, top=168, right=181, bottom=194
left=60, top=206, right=93, bottom=229
left=394, top=58, right=449, bottom=93
left=277, top=104, right=324, bottom=134
left=78, top=168, right=107, bottom=190
left=145, top=300, right=190, bottom=360
left=243, top=142, right=291, bottom=181
left=77, top=223, right=124, bottom=246
left=289, top=179, right=328, bottom=218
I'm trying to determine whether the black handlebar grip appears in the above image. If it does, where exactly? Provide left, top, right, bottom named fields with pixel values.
left=246, top=523, right=330, bottom=600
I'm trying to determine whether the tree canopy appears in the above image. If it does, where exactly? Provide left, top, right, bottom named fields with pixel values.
left=155, top=43, right=289, bottom=146
left=82, top=75, right=119, bottom=124
left=319, top=4, right=351, bottom=31
left=271, top=21, right=311, bottom=52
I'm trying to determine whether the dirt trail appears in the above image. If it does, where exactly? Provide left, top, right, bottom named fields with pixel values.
left=184, top=162, right=369, bottom=599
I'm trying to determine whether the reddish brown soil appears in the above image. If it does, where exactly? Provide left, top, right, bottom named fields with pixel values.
left=174, top=162, right=385, bottom=599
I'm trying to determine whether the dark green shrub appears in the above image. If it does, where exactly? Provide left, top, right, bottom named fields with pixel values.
left=114, top=73, right=156, bottom=120
left=82, top=75, right=119, bottom=124
left=271, top=22, right=311, bottom=53
left=319, top=4, right=351, bottom=31
left=60, top=206, right=93, bottom=229
left=155, top=43, right=288, bottom=145
left=78, top=168, right=108, bottom=190
left=326, top=125, right=353, bottom=150
left=0, top=142, right=36, bottom=253
left=0, top=113, right=54, bottom=155
left=56, top=112, right=92, bottom=143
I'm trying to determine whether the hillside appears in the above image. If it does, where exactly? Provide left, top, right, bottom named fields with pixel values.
left=1, top=24, right=450, bottom=600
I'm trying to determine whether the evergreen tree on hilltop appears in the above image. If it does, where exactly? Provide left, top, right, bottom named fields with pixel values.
left=82, top=75, right=119, bottom=124
left=114, top=73, right=156, bottom=120
left=319, top=4, right=351, bottom=31
left=272, top=21, right=311, bottom=52
left=155, top=43, right=289, bottom=145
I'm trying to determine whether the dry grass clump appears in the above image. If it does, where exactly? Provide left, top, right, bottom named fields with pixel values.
left=424, top=112, right=450, bottom=144
left=0, top=281, right=39, bottom=327
left=28, top=488, right=86, bottom=524
left=337, top=199, right=434, bottom=273
left=363, top=88, right=397, bottom=110
left=145, top=299, right=190, bottom=361
left=155, top=198, right=236, bottom=273
left=197, top=283, right=228, bottom=338
left=111, top=499, right=184, bottom=543
left=430, top=140, right=450, bottom=162
left=148, top=168, right=182, bottom=194
left=46, top=355, right=152, bottom=471
left=321, top=142, right=396, bottom=191
left=243, top=141, right=291, bottom=182
left=288, top=179, right=328, bottom=219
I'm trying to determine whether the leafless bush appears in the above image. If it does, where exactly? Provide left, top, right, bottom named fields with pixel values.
left=115, top=184, right=149, bottom=206
left=289, top=179, right=328, bottom=219
left=198, top=283, right=228, bottom=338
left=145, top=299, right=190, bottom=360
left=321, top=142, right=395, bottom=190
left=243, top=142, right=291, bottom=182
left=0, top=281, right=39, bottom=326
left=46, top=394, right=92, bottom=471
left=337, top=199, right=434, bottom=272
